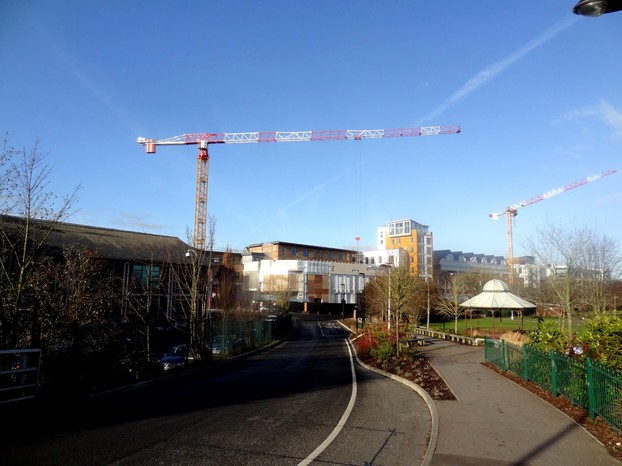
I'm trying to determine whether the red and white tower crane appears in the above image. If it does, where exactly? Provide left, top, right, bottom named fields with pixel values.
left=490, top=168, right=618, bottom=284
left=138, top=125, right=461, bottom=249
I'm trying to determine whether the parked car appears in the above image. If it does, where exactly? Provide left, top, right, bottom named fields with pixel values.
left=210, top=337, right=230, bottom=357
left=159, top=344, right=195, bottom=372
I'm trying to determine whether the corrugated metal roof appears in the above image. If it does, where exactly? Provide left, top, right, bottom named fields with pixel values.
left=2, top=215, right=193, bottom=263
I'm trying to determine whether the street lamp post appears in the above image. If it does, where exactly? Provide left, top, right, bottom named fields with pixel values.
left=387, top=267, right=392, bottom=333
left=185, top=249, right=202, bottom=361
left=340, top=283, right=346, bottom=318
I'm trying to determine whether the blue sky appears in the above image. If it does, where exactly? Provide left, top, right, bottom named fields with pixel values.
left=1, top=1, right=620, bottom=258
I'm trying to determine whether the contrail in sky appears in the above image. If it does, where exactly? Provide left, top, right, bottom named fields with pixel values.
left=421, top=16, right=578, bottom=123
left=251, top=171, right=347, bottom=234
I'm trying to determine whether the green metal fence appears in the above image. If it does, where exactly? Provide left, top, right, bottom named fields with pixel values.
left=484, top=337, right=622, bottom=430
left=205, top=318, right=273, bottom=357
left=204, top=314, right=292, bottom=358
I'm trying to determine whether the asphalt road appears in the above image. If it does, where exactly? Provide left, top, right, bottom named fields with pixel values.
left=1, top=314, right=431, bottom=465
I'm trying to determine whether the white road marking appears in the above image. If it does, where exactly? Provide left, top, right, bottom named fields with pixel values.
left=298, top=339, right=357, bottom=466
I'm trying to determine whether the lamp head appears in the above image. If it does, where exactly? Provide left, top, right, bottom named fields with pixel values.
left=573, top=0, right=622, bottom=16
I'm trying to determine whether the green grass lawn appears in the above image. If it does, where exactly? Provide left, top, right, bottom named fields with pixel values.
left=425, top=315, right=584, bottom=335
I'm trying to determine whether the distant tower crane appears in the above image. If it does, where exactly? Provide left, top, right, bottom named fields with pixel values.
left=138, top=125, right=461, bottom=249
left=490, top=168, right=618, bottom=284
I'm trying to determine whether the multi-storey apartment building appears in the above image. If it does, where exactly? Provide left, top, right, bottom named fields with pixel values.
left=374, top=219, right=433, bottom=279
left=433, top=250, right=507, bottom=278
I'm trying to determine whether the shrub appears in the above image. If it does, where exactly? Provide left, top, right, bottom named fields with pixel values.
left=355, top=330, right=378, bottom=359
left=368, top=330, right=396, bottom=361
left=354, top=327, right=396, bottom=361
left=370, top=339, right=395, bottom=361
left=577, top=315, right=622, bottom=372
left=526, top=319, right=566, bottom=353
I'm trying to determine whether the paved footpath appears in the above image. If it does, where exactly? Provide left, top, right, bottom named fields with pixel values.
left=416, top=338, right=620, bottom=466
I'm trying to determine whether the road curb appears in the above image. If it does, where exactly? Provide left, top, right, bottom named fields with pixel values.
left=345, top=335, right=438, bottom=466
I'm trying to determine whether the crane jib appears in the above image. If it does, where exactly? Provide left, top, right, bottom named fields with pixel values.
left=176, top=126, right=460, bottom=145
left=137, top=123, right=461, bottom=249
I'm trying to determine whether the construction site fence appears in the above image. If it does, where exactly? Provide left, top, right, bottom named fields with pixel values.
left=484, top=337, right=622, bottom=430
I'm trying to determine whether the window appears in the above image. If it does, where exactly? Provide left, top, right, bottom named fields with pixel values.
left=131, top=264, right=160, bottom=288
left=328, top=251, right=333, bottom=260
left=303, top=247, right=308, bottom=257
left=291, top=246, right=297, bottom=256
left=338, top=251, right=343, bottom=261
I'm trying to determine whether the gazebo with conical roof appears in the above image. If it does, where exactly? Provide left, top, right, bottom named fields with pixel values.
left=460, top=279, right=536, bottom=328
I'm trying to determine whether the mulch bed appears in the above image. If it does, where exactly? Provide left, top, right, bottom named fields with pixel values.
left=357, top=351, right=456, bottom=400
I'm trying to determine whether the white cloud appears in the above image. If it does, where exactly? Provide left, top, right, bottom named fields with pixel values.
left=560, top=99, right=622, bottom=142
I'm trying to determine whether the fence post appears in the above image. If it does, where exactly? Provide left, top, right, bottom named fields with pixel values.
left=501, top=339, right=507, bottom=371
left=550, top=350, right=558, bottom=396
left=586, top=357, right=596, bottom=420
left=523, top=344, right=529, bottom=380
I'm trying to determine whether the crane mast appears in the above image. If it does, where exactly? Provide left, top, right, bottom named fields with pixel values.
left=490, top=168, right=618, bottom=285
left=138, top=125, right=461, bottom=249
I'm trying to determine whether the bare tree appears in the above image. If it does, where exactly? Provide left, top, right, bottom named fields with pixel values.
left=0, top=135, right=80, bottom=348
left=365, top=265, right=423, bottom=354
left=28, top=246, right=121, bottom=393
left=202, top=247, right=237, bottom=356
left=363, top=275, right=386, bottom=323
left=581, top=232, right=621, bottom=314
left=123, top=252, right=168, bottom=368
left=213, top=248, right=238, bottom=312
left=262, top=274, right=294, bottom=312
left=437, top=273, right=471, bottom=334
left=173, top=215, right=217, bottom=360
left=525, top=222, right=621, bottom=343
